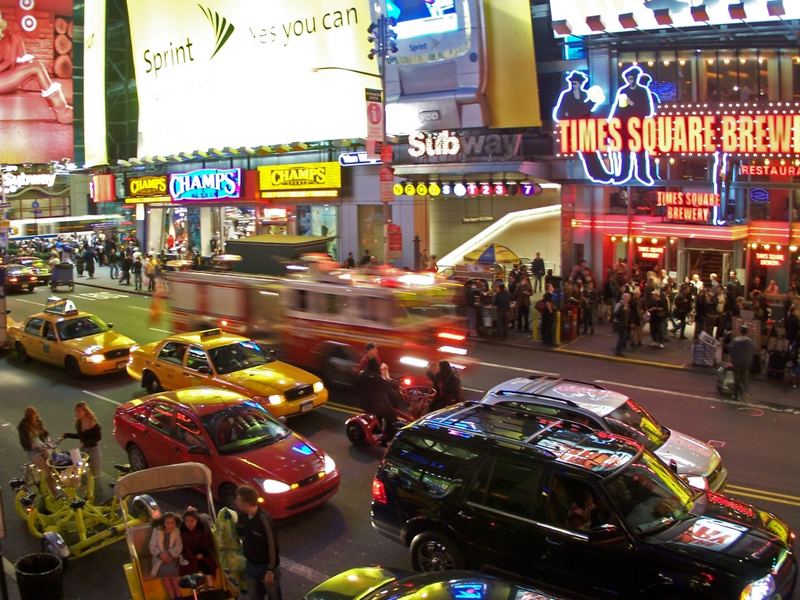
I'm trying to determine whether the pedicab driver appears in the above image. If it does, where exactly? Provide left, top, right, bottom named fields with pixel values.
left=236, top=485, right=282, bottom=600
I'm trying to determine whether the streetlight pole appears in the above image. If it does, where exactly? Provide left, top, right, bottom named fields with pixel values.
left=368, top=8, right=397, bottom=264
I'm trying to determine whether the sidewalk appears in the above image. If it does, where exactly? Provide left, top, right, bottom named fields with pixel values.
left=72, top=265, right=151, bottom=297
left=478, top=318, right=800, bottom=413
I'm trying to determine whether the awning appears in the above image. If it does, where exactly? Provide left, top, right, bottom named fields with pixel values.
left=392, top=160, right=550, bottom=179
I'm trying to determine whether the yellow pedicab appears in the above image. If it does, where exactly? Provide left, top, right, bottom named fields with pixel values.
left=117, top=462, right=239, bottom=600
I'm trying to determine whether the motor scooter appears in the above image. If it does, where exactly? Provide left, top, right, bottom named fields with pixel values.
left=345, top=378, right=436, bottom=447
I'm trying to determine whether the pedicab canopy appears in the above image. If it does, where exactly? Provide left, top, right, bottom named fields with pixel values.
left=115, top=462, right=213, bottom=499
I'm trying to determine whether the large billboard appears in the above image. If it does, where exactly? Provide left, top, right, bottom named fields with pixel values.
left=83, top=0, right=107, bottom=166
left=550, top=0, right=800, bottom=37
left=126, top=0, right=376, bottom=157
left=0, top=0, right=74, bottom=163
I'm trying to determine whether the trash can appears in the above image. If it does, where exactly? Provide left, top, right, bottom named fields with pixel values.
left=15, top=553, right=63, bottom=600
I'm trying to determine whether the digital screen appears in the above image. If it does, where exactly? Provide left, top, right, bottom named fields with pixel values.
left=450, top=582, right=486, bottom=599
left=387, top=0, right=458, bottom=39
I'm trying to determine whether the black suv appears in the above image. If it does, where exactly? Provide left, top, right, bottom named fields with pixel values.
left=371, top=403, right=797, bottom=599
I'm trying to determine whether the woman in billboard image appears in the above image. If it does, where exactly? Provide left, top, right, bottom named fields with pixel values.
left=0, top=10, right=73, bottom=124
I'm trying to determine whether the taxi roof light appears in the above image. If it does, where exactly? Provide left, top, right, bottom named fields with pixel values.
left=200, top=328, right=222, bottom=338
left=45, top=296, right=78, bottom=316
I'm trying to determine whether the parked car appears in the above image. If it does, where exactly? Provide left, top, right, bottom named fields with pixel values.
left=371, top=402, right=797, bottom=600
left=113, top=387, right=339, bottom=517
left=305, top=568, right=569, bottom=600
left=126, top=329, right=327, bottom=417
left=480, top=375, right=727, bottom=491
left=7, top=256, right=51, bottom=285
left=2, top=264, right=37, bottom=292
left=8, top=297, right=137, bottom=377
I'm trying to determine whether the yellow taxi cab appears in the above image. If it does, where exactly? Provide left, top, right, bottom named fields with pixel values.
left=126, top=329, right=328, bottom=418
left=8, top=297, right=138, bottom=377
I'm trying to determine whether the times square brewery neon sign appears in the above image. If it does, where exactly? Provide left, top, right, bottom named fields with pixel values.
left=552, top=66, right=800, bottom=189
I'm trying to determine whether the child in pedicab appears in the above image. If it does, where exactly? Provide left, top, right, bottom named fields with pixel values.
left=149, top=512, right=188, bottom=600
left=180, top=508, right=218, bottom=592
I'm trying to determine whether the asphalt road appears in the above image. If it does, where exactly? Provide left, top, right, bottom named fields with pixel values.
left=0, top=286, right=798, bottom=599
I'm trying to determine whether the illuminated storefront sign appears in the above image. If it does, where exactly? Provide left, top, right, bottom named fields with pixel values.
left=406, top=130, right=522, bottom=161
left=0, top=173, right=58, bottom=195
left=169, top=168, right=242, bottom=201
left=657, top=191, right=720, bottom=223
left=393, top=181, right=543, bottom=197
left=258, top=162, right=341, bottom=199
left=126, top=175, right=168, bottom=198
left=755, top=252, right=785, bottom=267
left=558, top=110, right=800, bottom=157
left=740, top=164, right=800, bottom=177
left=638, top=246, right=664, bottom=260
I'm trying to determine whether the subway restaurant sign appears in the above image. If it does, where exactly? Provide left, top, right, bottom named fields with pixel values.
left=558, top=109, right=800, bottom=156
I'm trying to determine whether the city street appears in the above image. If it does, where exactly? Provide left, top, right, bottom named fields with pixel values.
left=1, top=286, right=799, bottom=599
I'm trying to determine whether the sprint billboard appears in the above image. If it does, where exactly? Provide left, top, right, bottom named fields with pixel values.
left=126, top=0, right=376, bottom=156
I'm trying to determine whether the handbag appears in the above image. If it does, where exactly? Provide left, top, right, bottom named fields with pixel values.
left=643, top=310, right=651, bottom=323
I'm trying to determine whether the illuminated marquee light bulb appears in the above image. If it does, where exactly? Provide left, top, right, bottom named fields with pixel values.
left=776, top=245, right=782, bottom=251
left=635, top=237, right=643, bottom=244
left=669, top=238, right=676, bottom=245
left=651, top=238, right=658, bottom=244
left=622, top=236, right=629, bottom=242
left=790, top=246, right=798, bottom=252
left=611, top=236, right=617, bottom=242
left=751, top=243, right=758, bottom=249
left=764, top=244, right=771, bottom=250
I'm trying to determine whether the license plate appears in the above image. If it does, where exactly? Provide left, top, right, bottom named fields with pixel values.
left=116, top=361, right=127, bottom=369
left=300, top=400, right=313, bottom=413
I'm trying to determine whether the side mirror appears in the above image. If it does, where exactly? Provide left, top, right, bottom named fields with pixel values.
left=197, top=366, right=212, bottom=375
left=187, top=445, right=210, bottom=455
left=589, top=523, right=623, bottom=544
left=107, top=323, right=114, bottom=329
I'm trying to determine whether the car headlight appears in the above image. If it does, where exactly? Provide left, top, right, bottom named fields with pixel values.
left=81, top=354, right=105, bottom=364
left=268, top=394, right=283, bottom=405
left=740, top=574, right=775, bottom=600
left=323, top=454, right=336, bottom=474
left=313, top=381, right=325, bottom=394
left=686, top=476, right=709, bottom=490
left=261, top=479, right=291, bottom=494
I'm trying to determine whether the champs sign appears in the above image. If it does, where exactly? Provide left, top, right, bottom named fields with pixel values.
left=559, top=110, right=800, bottom=157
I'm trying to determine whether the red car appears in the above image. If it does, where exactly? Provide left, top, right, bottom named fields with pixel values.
left=113, top=387, right=340, bottom=518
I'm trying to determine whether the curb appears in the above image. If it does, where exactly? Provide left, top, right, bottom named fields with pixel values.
left=477, top=336, right=691, bottom=371
left=74, top=280, right=152, bottom=297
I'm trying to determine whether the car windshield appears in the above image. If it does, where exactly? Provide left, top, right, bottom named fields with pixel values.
left=208, top=341, right=274, bottom=374
left=602, top=449, right=696, bottom=535
left=56, top=315, right=109, bottom=340
left=201, top=402, right=289, bottom=454
left=605, top=399, right=670, bottom=450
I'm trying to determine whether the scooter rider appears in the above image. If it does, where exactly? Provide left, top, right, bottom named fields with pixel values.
left=427, top=360, right=463, bottom=412
left=358, top=342, right=380, bottom=372
left=356, top=357, right=401, bottom=446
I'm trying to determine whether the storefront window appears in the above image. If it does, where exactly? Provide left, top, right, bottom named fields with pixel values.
left=296, top=204, right=339, bottom=258
left=6, top=196, right=68, bottom=219
left=793, top=55, right=800, bottom=100
left=357, top=205, right=385, bottom=263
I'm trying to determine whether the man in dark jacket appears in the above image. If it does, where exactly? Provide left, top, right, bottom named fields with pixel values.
left=83, top=247, right=96, bottom=279
left=493, top=282, right=512, bottom=339
left=613, top=293, right=632, bottom=356
left=729, top=325, right=755, bottom=402
left=531, top=252, right=545, bottom=293
left=236, top=485, right=282, bottom=600
left=427, top=360, right=462, bottom=412
left=357, top=358, right=400, bottom=443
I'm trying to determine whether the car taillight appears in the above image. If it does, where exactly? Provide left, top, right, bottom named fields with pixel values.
left=30, top=276, right=37, bottom=281
left=402, top=377, right=412, bottom=387
left=9, top=277, right=17, bottom=282
left=371, top=477, right=387, bottom=504
left=220, top=320, right=228, bottom=327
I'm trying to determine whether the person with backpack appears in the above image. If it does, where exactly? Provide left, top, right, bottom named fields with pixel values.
left=132, top=256, right=143, bottom=291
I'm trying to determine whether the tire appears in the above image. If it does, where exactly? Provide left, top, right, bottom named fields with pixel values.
left=218, top=484, right=238, bottom=509
left=127, top=444, right=148, bottom=471
left=142, top=371, right=162, bottom=394
left=15, top=342, right=31, bottom=363
left=411, top=531, right=465, bottom=573
left=65, top=356, right=82, bottom=379
left=346, top=421, right=367, bottom=446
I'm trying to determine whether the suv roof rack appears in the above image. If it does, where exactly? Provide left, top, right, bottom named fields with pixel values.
left=492, top=389, right=580, bottom=408
left=425, top=402, right=597, bottom=460
left=527, top=375, right=606, bottom=391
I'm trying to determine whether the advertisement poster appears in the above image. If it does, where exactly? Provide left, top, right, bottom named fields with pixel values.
left=127, top=0, right=376, bottom=156
left=550, top=0, right=800, bottom=37
left=0, top=0, right=74, bottom=163
left=83, top=0, right=107, bottom=166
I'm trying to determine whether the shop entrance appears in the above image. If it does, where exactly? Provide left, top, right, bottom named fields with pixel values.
left=682, top=247, right=732, bottom=284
